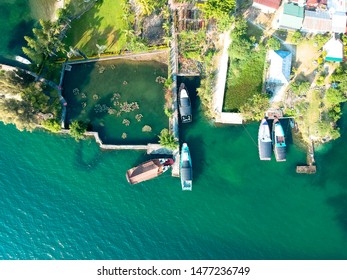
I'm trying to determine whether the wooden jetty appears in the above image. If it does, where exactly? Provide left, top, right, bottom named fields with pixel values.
left=296, top=141, right=316, bottom=174
left=296, top=165, right=316, bottom=174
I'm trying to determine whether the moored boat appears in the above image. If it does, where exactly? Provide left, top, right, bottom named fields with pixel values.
left=180, top=143, right=192, bottom=191
left=178, top=83, right=192, bottom=123
left=272, top=118, right=286, bottom=162
left=258, top=118, right=272, bottom=160
left=15, top=56, right=31, bottom=65
left=126, top=158, right=174, bottom=185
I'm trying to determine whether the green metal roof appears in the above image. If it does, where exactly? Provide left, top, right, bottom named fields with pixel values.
left=279, top=14, right=303, bottom=30
left=283, top=3, right=304, bottom=18
left=325, top=57, right=343, bottom=62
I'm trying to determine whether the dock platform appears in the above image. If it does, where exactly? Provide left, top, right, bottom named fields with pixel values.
left=296, top=165, right=316, bottom=174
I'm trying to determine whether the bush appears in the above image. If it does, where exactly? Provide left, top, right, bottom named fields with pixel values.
left=42, top=119, right=61, bottom=133
left=158, top=128, right=178, bottom=150
left=69, top=120, right=87, bottom=141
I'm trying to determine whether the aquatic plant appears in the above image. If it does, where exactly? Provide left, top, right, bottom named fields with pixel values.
left=82, top=102, right=87, bottom=108
left=93, top=94, right=99, bottom=100
left=81, top=93, right=86, bottom=99
left=119, top=102, right=133, bottom=113
left=111, top=64, right=116, bottom=70
left=122, top=119, right=130, bottom=126
left=113, top=101, right=120, bottom=106
left=73, top=88, right=80, bottom=95
left=94, top=104, right=109, bottom=113
left=98, top=66, right=106, bottom=74
left=135, top=114, right=143, bottom=122
left=123, top=80, right=128, bottom=85
left=155, top=76, right=166, bottom=84
left=111, top=93, right=121, bottom=101
left=108, top=108, right=116, bottom=115
left=131, top=102, right=139, bottom=110
left=142, top=125, right=152, bottom=132
left=122, top=132, right=127, bottom=139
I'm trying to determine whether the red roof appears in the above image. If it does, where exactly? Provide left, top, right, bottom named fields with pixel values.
left=253, top=0, right=282, bottom=9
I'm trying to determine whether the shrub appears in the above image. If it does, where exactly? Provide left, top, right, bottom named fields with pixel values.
left=69, top=120, right=87, bottom=141
left=42, top=119, right=61, bottom=133
left=158, top=128, right=178, bottom=150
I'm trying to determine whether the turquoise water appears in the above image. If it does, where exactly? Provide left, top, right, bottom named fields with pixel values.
left=1, top=75, right=347, bottom=259
left=63, top=60, right=168, bottom=144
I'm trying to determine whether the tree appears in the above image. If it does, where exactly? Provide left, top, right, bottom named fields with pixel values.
left=325, top=88, right=347, bottom=108
left=158, top=129, right=178, bottom=150
left=203, top=0, right=236, bottom=31
left=291, top=31, right=303, bottom=44
left=239, top=94, right=270, bottom=121
left=69, top=120, right=87, bottom=141
left=266, top=37, right=281, bottom=50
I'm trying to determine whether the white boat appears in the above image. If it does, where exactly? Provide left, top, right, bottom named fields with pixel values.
left=180, top=143, right=192, bottom=191
left=273, top=118, right=286, bottom=162
left=258, top=118, right=272, bottom=160
left=15, top=56, right=31, bottom=65
left=178, top=83, right=192, bottom=123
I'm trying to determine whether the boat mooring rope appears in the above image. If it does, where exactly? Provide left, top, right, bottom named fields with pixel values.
left=242, top=124, right=258, bottom=148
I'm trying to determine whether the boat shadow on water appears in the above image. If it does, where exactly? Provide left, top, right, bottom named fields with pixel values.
left=183, top=135, right=205, bottom=182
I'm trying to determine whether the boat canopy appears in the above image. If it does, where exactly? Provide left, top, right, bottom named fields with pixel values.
left=127, top=161, right=161, bottom=184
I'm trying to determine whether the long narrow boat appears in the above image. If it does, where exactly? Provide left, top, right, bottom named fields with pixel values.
left=272, top=118, right=286, bottom=162
left=258, top=118, right=272, bottom=160
left=15, top=56, right=31, bottom=65
left=126, top=158, right=174, bottom=185
left=180, top=143, right=192, bottom=191
left=178, top=83, right=192, bottom=123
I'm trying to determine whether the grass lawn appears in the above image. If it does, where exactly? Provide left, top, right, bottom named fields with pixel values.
left=223, top=49, right=266, bottom=111
left=64, top=0, right=128, bottom=56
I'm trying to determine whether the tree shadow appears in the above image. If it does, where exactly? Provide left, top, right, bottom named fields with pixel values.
left=8, top=19, right=35, bottom=53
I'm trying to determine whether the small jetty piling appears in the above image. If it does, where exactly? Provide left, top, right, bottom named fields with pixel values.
left=296, top=142, right=316, bottom=174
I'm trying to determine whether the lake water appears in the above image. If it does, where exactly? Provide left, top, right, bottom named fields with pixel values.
left=0, top=75, right=347, bottom=259
left=0, top=1, right=347, bottom=260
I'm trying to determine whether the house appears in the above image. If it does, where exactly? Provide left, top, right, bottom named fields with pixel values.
left=323, top=36, right=344, bottom=61
left=331, top=11, right=347, bottom=33
left=302, top=10, right=332, bottom=32
left=267, top=50, right=292, bottom=102
left=252, top=0, right=282, bottom=13
left=279, top=3, right=305, bottom=29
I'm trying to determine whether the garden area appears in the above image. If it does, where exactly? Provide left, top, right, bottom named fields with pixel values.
left=63, top=0, right=128, bottom=57
left=223, top=20, right=266, bottom=113
left=62, top=59, right=169, bottom=144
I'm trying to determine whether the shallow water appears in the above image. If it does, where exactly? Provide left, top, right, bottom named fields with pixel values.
left=0, top=0, right=56, bottom=65
left=63, top=60, right=168, bottom=144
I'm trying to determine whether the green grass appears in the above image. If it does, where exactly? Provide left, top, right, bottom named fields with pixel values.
left=64, top=0, right=127, bottom=56
left=223, top=49, right=266, bottom=111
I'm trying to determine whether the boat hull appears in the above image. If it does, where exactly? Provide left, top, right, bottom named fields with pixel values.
left=272, top=118, right=286, bottom=162
left=178, top=83, right=192, bottom=123
left=258, top=118, right=272, bottom=160
left=180, top=143, right=192, bottom=191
